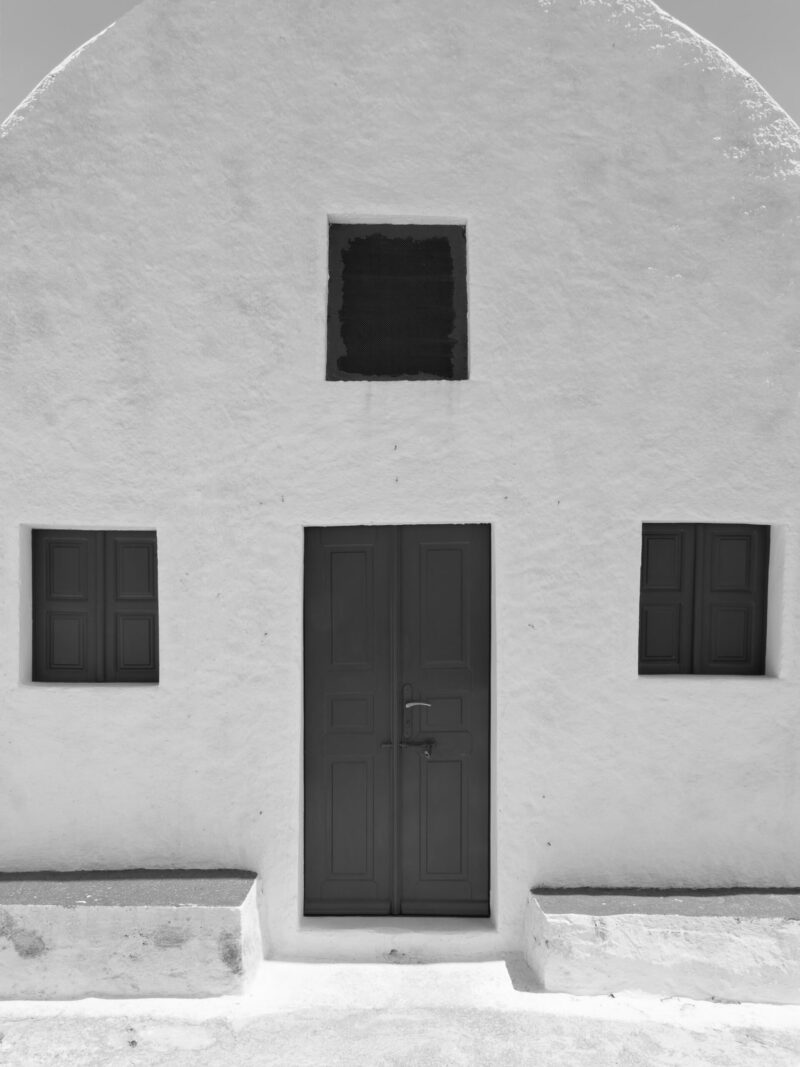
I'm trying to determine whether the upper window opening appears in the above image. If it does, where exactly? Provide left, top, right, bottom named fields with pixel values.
left=326, top=223, right=468, bottom=381
left=32, top=529, right=159, bottom=683
left=638, top=523, right=769, bottom=675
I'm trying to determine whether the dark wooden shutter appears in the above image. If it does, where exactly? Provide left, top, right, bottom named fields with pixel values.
left=638, top=524, right=695, bottom=674
left=104, top=532, right=159, bottom=683
left=33, top=530, right=100, bottom=682
left=33, top=529, right=158, bottom=683
left=694, top=524, right=769, bottom=675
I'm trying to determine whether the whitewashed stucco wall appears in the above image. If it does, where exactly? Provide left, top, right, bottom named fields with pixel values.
left=1, top=0, right=799, bottom=958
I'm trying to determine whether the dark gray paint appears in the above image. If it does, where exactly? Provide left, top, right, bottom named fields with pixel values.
left=534, top=889, right=800, bottom=918
left=0, top=870, right=256, bottom=907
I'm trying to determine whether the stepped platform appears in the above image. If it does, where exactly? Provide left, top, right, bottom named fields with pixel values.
left=525, top=888, right=800, bottom=1004
left=0, top=870, right=261, bottom=999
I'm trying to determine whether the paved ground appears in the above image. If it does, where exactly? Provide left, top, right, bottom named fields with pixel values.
left=2, top=960, right=800, bottom=1065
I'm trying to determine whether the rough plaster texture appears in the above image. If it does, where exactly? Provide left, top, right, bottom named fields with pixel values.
left=525, top=892, right=800, bottom=1003
left=3, top=962, right=800, bottom=1066
left=1, top=0, right=800, bottom=963
left=0, top=875, right=261, bottom=998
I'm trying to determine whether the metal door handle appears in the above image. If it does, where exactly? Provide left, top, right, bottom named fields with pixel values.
left=400, top=738, right=436, bottom=759
left=404, top=701, right=432, bottom=709
left=381, top=738, right=436, bottom=759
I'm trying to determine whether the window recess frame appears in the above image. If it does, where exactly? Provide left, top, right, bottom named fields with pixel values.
left=32, top=529, right=159, bottom=684
left=638, top=522, right=769, bottom=676
left=326, top=222, right=468, bottom=381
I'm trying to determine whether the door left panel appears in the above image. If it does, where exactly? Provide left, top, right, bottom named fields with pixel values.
left=304, top=527, right=394, bottom=915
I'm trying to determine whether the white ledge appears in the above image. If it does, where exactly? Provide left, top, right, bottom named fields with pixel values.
left=0, top=870, right=261, bottom=999
left=524, top=889, right=800, bottom=1004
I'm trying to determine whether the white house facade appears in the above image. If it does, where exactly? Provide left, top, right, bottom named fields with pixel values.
left=1, top=0, right=800, bottom=962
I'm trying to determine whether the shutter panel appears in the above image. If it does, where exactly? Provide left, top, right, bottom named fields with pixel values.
left=694, top=524, right=769, bottom=675
left=33, top=530, right=99, bottom=682
left=103, top=531, right=159, bottom=683
left=638, top=524, right=695, bottom=674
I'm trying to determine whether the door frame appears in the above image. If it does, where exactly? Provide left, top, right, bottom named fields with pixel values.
left=301, top=522, right=494, bottom=921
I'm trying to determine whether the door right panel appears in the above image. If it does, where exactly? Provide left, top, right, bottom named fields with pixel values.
left=398, top=525, right=490, bottom=916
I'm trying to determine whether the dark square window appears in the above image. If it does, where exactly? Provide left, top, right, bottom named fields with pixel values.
left=326, top=223, right=468, bottom=380
left=32, top=529, right=159, bottom=683
left=638, top=523, right=769, bottom=675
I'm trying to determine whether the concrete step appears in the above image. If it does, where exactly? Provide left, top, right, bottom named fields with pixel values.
left=524, top=889, right=800, bottom=1004
left=3, top=961, right=800, bottom=1066
left=0, top=870, right=261, bottom=999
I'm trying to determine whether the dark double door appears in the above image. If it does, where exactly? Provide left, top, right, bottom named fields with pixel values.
left=304, top=525, right=490, bottom=916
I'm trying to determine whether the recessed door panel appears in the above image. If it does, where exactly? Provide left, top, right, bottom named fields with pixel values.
left=329, top=759, right=373, bottom=877
left=420, top=546, right=467, bottom=666
left=329, top=548, right=374, bottom=667
left=304, top=524, right=490, bottom=917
